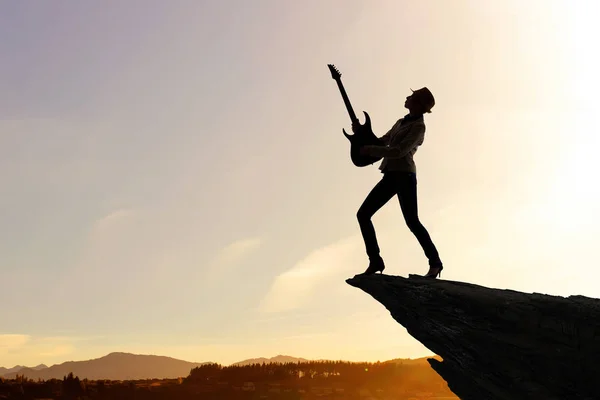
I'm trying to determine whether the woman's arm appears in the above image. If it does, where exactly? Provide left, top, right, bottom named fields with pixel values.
left=361, top=124, right=425, bottom=159
left=377, top=119, right=402, bottom=145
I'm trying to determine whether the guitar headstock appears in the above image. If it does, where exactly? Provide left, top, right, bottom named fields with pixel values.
left=327, top=64, right=342, bottom=80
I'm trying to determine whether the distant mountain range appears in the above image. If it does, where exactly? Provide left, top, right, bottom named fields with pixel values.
left=0, top=364, right=47, bottom=376
left=1, top=352, right=437, bottom=380
left=1, top=352, right=207, bottom=380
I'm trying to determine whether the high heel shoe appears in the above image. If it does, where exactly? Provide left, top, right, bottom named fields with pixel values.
left=424, top=265, right=443, bottom=279
left=357, top=256, right=385, bottom=276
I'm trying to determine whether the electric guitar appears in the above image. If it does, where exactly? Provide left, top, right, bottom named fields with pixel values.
left=327, top=64, right=383, bottom=167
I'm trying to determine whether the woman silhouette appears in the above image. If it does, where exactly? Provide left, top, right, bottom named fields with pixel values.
left=353, top=87, right=443, bottom=278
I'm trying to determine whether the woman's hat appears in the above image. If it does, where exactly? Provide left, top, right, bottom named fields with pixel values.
left=411, top=87, right=435, bottom=113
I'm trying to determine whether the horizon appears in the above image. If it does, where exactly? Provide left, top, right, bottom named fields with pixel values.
left=1, top=350, right=436, bottom=370
left=2, top=0, right=600, bottom=368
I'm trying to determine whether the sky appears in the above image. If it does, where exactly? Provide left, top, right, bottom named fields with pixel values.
left=2, top=0, right=600, bottom=368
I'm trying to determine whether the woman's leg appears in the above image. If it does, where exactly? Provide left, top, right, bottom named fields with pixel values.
left=396, top=173, right=443, bottom=268
left=357, top=174, right=398, bottom=260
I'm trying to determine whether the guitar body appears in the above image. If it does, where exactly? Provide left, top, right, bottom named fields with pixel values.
left=327, top=64, right=384, bottom=167
left=342, top=111, right=383, bottom=167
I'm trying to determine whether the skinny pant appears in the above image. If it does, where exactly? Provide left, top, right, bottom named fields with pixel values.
left=356, top=171, right=442, bottom=267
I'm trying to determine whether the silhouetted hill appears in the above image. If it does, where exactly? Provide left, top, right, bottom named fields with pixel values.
left=0, top=366, right=23, bottom=376
left=2, top=354, right=446, bottom=379
left=346, top=273, right=600, bottom=400
left=2, top=352, right=208, bottom=380
left=0, top=364, right=47, bottom=376
left=231, top=355, right=310, bottom=366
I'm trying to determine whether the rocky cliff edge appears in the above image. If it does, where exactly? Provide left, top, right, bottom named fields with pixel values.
left=346, top=273, right=600, bottom=400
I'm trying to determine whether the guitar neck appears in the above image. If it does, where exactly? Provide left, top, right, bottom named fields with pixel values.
left=334, top=79, right=358, bottom=124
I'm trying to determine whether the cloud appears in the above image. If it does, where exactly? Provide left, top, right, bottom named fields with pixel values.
left=37, top=335, right=105, bottom=343
left=80, top=207, right=140, bottom=261
left=0, top=334, right=31, bottom=355
left=258, top=234, right=364, bottom=313
left=90, top=208, right=136, bottom=235
left=214, top=237, right=263, bottom=266
left=0, top=335, right=101, bottom=367
left=204, top=237, right=263, bottom=278
left=39, top=345, right=76, bottom=358
left=257, top=223, right=444, bottom=314
left=63, top=208, right=145, bottom=290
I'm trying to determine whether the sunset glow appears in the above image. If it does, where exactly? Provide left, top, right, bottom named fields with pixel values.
left=2, top=0, right=599, bottom=368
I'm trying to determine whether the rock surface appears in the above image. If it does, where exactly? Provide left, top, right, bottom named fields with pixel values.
left=346, top=273, right=600, bottom=400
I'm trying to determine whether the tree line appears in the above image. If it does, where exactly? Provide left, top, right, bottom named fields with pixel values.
left=0, top=360, right=455, bottom=399
left=184, top=360, right=440, bottom=388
